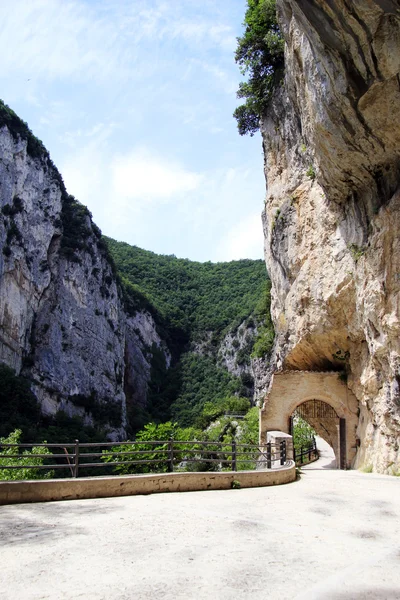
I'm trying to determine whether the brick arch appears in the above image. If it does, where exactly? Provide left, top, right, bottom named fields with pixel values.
left=260, top=371, right=359, bottom=468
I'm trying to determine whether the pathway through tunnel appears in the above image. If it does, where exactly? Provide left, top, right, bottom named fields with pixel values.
left=302, top=436, right=337, bottom=470
left=290, top=399, right=343, bottom=469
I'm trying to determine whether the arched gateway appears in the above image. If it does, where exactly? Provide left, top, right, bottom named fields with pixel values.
left=260, top=371, right=359, bottom=469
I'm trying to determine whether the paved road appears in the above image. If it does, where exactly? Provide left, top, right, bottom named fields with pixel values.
left=303, top=436, right=337, bottom=470
left=1, top=465, right=400, bottom=600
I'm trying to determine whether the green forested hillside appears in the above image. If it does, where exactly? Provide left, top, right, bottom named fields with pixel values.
left=106, top=238, right=268, bottom=339
left=106, top=238, right=272, bottom=429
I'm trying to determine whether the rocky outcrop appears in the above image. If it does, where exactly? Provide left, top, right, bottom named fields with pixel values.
left=191, top=320, right=270, bottom=403
left=0, top=123, right=169, bottom=437
left=262, top=1, right=400, bottom=472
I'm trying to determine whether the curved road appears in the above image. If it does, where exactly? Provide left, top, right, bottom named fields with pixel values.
left=1, top=462, right=400, bottom=599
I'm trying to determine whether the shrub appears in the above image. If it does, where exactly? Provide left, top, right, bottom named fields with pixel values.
left=102, top=422, right=200, bottom=475
left=306, top=165, right=316, bottom=180
left=0, top=429, right=54, bottom=481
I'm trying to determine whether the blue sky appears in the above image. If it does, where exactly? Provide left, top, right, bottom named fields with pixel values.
left=0, top=0, right=266, bottom=262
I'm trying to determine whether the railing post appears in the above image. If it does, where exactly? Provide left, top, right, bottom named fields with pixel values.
left=231, top=439, right=237, bottom=471
left=300, top=446, right=303, bottom=464
left=168, top=438, right=174, bottom=472
left=267, top=442, right=271, bottom=469
left=74, top=439, right=79, bottom=478
left=281, top=440, right=286, bottom=465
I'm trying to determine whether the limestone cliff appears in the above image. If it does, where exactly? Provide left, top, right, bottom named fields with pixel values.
left=262, top=0, right=400, bottom=472
left=0, top=118, right=169, bottom=438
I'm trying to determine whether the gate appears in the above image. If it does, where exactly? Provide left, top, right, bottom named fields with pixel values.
left=291, top=399, right=346, bottom=469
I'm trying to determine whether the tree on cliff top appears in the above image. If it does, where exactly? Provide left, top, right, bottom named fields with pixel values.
left=234, top=0, right=284, bottom=136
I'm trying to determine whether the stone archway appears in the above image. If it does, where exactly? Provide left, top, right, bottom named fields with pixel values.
left=290, top=399, right=340, bottom=468
left=260, top=371, right=359, bottom=469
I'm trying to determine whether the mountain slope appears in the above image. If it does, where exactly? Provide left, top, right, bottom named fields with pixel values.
left=0, top=99, right=272, bottom=438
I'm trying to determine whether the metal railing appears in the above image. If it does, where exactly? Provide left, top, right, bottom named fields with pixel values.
left=293, top=438, right=318, bottom=465
left=0, top=438, right=291, bottom=480
left=223, top=411, right=248, bottom=419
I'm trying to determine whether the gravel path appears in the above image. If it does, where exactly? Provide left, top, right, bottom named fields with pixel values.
left=1, top=465, right=400, bottom=600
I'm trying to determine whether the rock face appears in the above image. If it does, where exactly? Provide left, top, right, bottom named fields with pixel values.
left=0, top=124, right=169, bottom=437
left=262, top=1, right=400, bottom=472
left=191, top=319, right=270, bottom=404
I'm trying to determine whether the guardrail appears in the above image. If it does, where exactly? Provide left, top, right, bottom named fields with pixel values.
left=294, top=438, right=318, bottom=465
left=0, top=438, right=290, bottom=479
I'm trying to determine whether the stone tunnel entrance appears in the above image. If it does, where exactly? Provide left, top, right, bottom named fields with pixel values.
left=260, top=371, right=359, bottom=469
left=290, top=399, right=343, bottom=469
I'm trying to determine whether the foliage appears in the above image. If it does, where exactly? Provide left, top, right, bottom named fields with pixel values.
left=348, top=244, right=366, bottom=262
left=105, top=238, right=272, bottom=429
left=234, top=0, right=284, bottom=135
left=0, top=362, right=111, bottom=445
left=251, top=280, right=274, bottom=358
left=0, top=102, right=275, bottom=438
left=106, top=237, right=268, bottom=343
left=102, top=421, right=200, bottom=475
left=252, top=327, right=274, bottom=358
left=0, top=99, right=47, bottom=160
left=60, top=194, right=92, bottom=262
left=119, top=276, right=159, bottom=319
left=0, top=364, right=41, bottom=440
left=169, top=354, right=244, bottom=427
left=306, top=165, right=316, bottom=180
left=292, top=416, right=316, bottom=451
left=102, top=405, right=262, bottom=476
left=0, top=429, right=54, bottom=481
left=37, top=412, right=107, bottom=445
left=69, top=391, right=122, bottom=428
left=196, top=396, right=251, bottom=429
left=239, top=407, right=260, bottom=445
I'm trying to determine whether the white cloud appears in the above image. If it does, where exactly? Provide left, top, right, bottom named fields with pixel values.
left=215, top=213, right=265, bottom=262
left=4, top=0, right=267, bottom=262
left=111, top=149, right=202, bottom=202
left=60, top=131, right=266, bottom=263
left=0, top=0, right=125, bottom=82
left=0, top=0, right=237, bottom=86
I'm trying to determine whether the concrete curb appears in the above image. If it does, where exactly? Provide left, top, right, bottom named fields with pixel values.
left=0, top=462, right=296, bottom=505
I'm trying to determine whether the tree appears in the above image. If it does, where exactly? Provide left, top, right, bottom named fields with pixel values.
left=234, top=0, right=284, bottom=135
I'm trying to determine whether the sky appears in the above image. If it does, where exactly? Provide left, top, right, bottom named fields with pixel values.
left=0, top=0, right=267, bottom=263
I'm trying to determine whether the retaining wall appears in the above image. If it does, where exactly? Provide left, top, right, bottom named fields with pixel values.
left=0, top=463, right=296, bottom=505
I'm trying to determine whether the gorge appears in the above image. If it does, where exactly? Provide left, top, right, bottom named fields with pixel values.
left=0, top=0, right=400, bottom=475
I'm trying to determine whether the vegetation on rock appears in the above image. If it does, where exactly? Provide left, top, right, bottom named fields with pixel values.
left=106, top=238, right=268, bottom=342
left=0, top=100, right=276, bottom=443
left=0, top=364, right=108, bottom=444
left=234, top=0, right=284, bottom=136
left=0, top=99, right=48, bottom=160
left=106, top=238, right=274, bottom=430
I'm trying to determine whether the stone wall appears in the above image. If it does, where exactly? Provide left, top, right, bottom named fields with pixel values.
left=0, top=465, right=296, bottom=505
